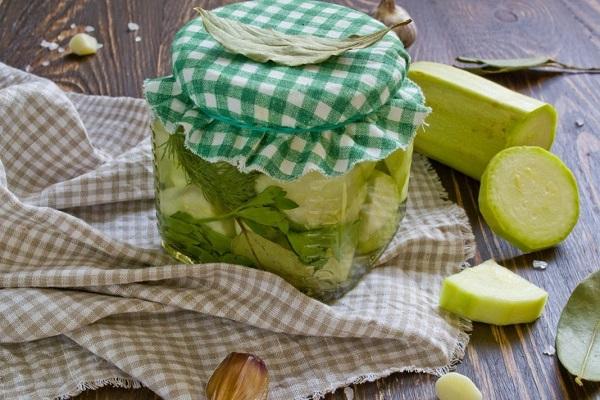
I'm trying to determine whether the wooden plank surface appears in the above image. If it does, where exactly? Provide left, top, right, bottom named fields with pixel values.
left=1, top=0, right=599, bottom=398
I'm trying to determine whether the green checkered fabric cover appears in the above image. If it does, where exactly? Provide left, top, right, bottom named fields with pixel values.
left=144, top=0, right=430, bottom=180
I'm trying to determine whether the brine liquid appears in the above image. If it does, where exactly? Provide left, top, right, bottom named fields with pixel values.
left=151, top=122, right=410, bottom=302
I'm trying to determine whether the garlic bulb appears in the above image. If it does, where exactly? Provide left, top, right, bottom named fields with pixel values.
left=206, top=352, right=269, bottom=400
left=374, top=0, right=417, bottom=48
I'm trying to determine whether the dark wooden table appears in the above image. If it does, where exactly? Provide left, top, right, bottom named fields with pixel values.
left=1, top=0, right=599, bottom=399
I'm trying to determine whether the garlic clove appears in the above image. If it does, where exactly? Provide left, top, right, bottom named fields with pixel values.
left=68, top=33, right=101, bottom=56
left=206, top=352, right=269, bottom=400
left=374, top=0, right=417, bottom=48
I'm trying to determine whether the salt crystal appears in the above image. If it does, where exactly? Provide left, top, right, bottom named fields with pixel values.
left=343, top=386, right=354, bottom=400
left=84, top=25, right=95, bottom=32
left=135, top=36, right=142, bottom=42
left=532, top=260, right=548, bottom=270
left=24, top=65, right=32, bottom=72
left=41, top=40, right=59, bottom=51
left=128, top=22, right=140, bottom=32
left=542, top=345, right=555, bottom=356
left=575, top=119, right=584, bottom=128
left=58, top=47, right=65, bottom=53
left=70, top=23, right=77, bottom=29
left=41, top=61, right=50, bottom=67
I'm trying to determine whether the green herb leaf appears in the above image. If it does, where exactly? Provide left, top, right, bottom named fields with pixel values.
left=223, top=185, right=297, bottom=233
left=160, top=211, right=234, bottom=260
left=287, top=228, right=335, bottom=264
left=160, top=210, right=257, bottom=266
left=231, top=229, right=316, bottom=282
left=195, top=7, right=411, bottom=66
left=221, top=252, right=256, bottom=266
left=243, top=219, right=290, bottom=248
left=274, top=196, right=299, bottom=210
left=556, top=270, right=600, bottom=386
left=170, top=212, right=231, bottom=254
left=166, top=133, right=258, bottom=211
left=237, top=186, right=289, bottom=210
left=237, top=207, right=290, bottom=234
left=455, top=56, right=600, bottom=75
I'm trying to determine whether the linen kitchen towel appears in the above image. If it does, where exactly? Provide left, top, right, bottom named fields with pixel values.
left=0, top=62, right=474, bottom=400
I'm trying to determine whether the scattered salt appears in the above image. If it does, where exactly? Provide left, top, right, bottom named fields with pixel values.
left=84, top=25, right=95, bottom=32
left=70, top=23, right=77, bottom=29
left=24, top=65, right=32, bottom=72
left=575, top=119, right=585, bottom=128
left=41, top=40, right=59, bottom=51
left=542, top=345, right=555, bottom=356
left=57, top=47, right=65, bottom=53
left=532, top=260, right=548, bottom=270
left=41, top=61, right=50, bottom=67
left=135, top=36, right=142, bottom=42
left=128, top=22, right=140, bottom=32
left=343, top=386, right=354, bottom=400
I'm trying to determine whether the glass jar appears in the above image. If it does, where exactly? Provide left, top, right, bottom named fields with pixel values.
left=144, top=0, right=430, bottom=302
left=152, top=120, right=413, bottom=302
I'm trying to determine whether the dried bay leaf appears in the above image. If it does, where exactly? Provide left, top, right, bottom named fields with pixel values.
left=455, top=56, right=600, bottom=74
left=457, top=56, right=551, bottom=71
left=556, top=270, right=600, bottom=386
left=195, top=7, right=410, bottom=66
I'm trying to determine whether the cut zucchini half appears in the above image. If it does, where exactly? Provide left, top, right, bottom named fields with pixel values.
left=409, top=61, right=557, bottom=180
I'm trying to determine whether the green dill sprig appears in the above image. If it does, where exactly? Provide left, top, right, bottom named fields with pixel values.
left=165, top=133, right=259, bottom=211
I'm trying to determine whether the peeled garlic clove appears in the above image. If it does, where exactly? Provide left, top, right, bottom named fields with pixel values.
left=374, top=0, right=417, bottom=48
left=435, top=372, right=482, bottom=400
left=68, top=33, right=100, bottom=56
left=206, top=352, right=269, bottom=400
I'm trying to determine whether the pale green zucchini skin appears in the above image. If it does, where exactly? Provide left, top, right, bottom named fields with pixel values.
left=408, top=61, right=557, bottom=180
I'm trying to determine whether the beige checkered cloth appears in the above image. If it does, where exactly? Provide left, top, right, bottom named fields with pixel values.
left=0, top=62, right=474, bottom=400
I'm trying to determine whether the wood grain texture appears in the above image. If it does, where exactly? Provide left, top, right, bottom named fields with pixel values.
left=1, top=0, right=599, bottom=399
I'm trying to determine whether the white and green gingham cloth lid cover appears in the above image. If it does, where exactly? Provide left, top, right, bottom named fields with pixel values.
left=144, top=0, right=430, bottom=180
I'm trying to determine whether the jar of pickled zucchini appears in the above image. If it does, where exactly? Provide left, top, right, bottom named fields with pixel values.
left=144, top=0, right=429, bottom=302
